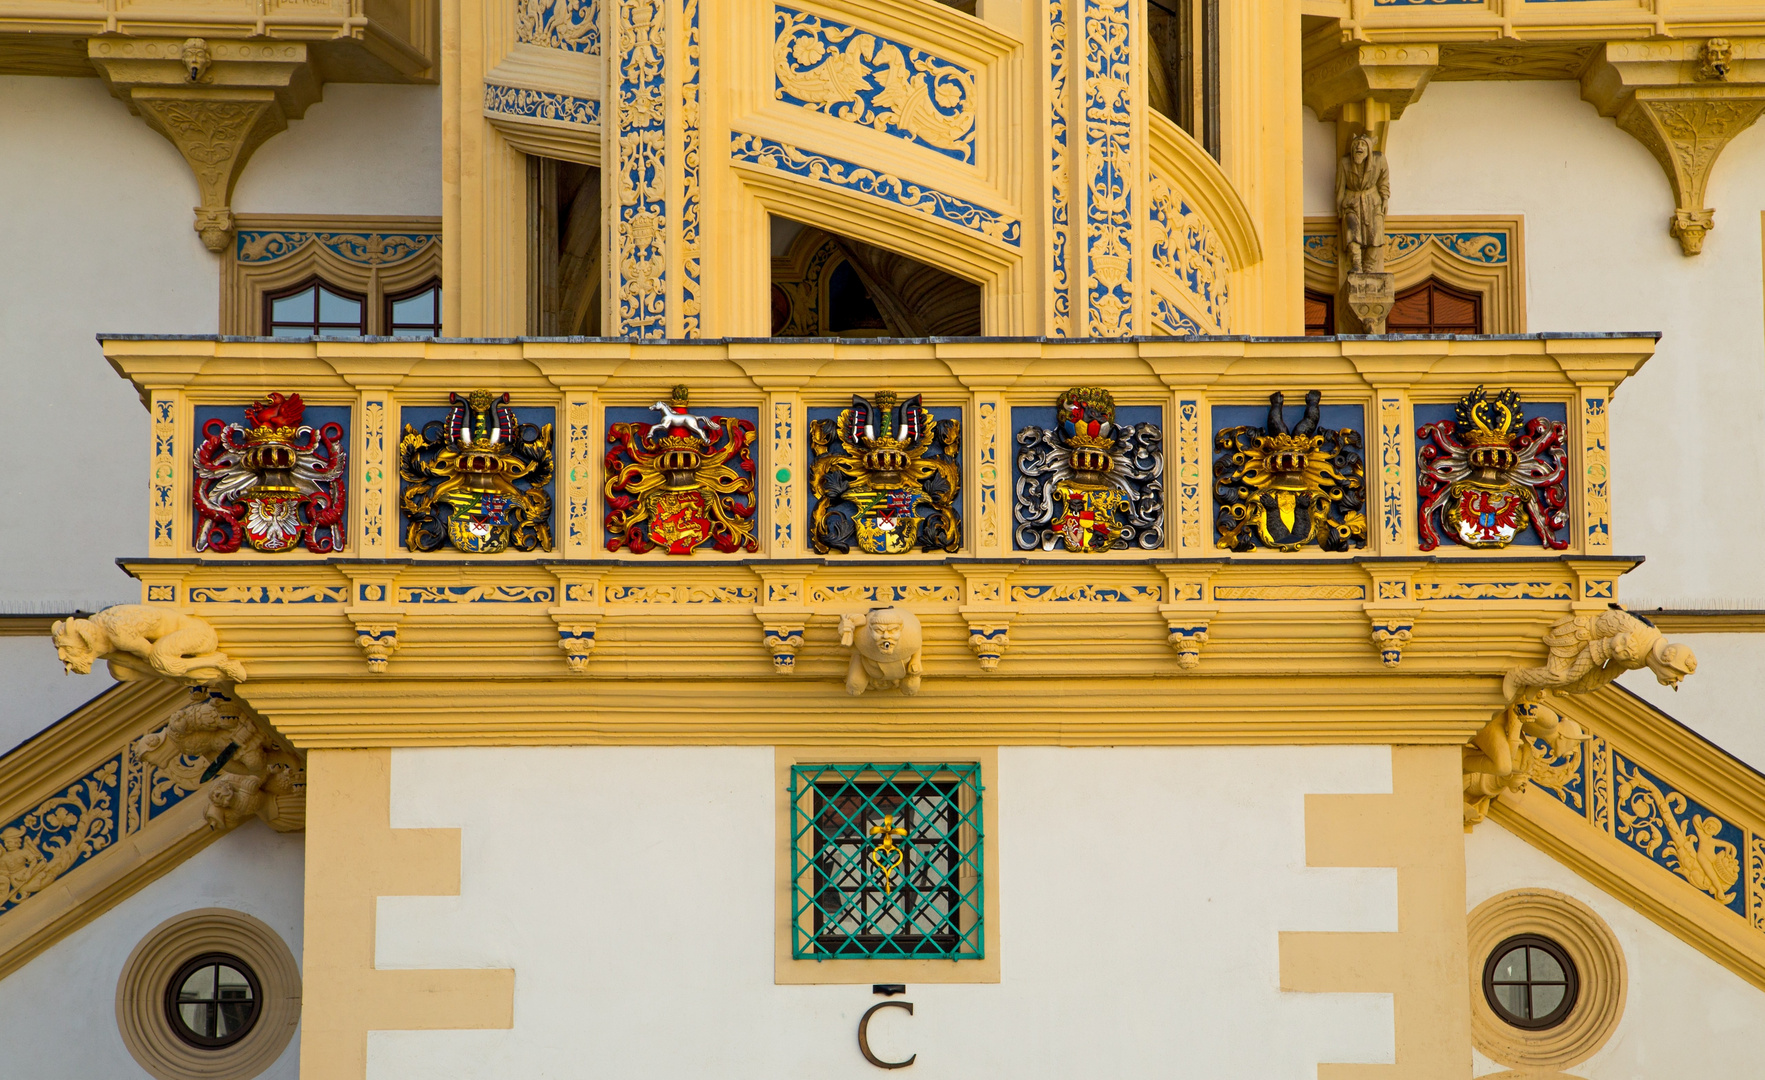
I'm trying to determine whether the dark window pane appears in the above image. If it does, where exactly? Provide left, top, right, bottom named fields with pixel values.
left=392, top=288, right=436, bottom=325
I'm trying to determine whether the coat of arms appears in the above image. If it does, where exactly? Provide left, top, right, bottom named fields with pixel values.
left=1014, top=387, right=1164, bottom=551
left=1214, top=390, right=1367, bottom=552
left=193, top=392, right=347, bottom=553
left=810, top=391, right=961, bottom=554
left=1417, top=386, right=1568, bottom=550
left=398, top=391, right=554, bottom=553
left=604, top=386, right=759, bottom=554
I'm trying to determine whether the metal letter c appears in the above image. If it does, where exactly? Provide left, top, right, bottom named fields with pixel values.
left=857, top=1000, right=915, bottom=1069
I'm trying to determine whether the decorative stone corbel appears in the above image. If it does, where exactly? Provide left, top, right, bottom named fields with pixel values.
left=1582, top=39, right=1765, bottom=255
left=1164, top=620, right=1212, bottom=670
left=1368, top=617, right=1416, bottom=668
left=352, top=624, right=401, bottom=674
left=1462, top=699, right=1585, bottom=829
left=548, top=565, right=608, bottom=674
left=88, top=38, right=320, bottom=252
left=757, top=617, right=808, bottom=674
left=963, top=622, right=1011, bottom=673
left=135, top=689, right=306, bottom=832
left=1157, top=562, right=1221, bottom=671
left=1302, top=39, right=1438, bottom=153
left=753, top=563, right=816, bottom=675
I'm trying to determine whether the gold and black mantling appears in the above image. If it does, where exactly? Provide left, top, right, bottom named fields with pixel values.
left=1014, top=386, right=1164, bottom=552
left=1214, top=390, right=1367, bottom=552
left=809, top=391, right=961, bottom=554
left=398, top=390, right=555, bottom=553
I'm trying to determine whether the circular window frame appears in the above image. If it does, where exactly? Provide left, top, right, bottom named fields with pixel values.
left=1468, top=889, right=1625, bottom=1071
left=117, top=908, right=300, bottom=1080
left=164, top=952, right=264, bottom=1049
left=1482, top=933, right=1579, bottom=1031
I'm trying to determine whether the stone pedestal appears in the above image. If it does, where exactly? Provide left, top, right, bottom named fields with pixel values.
left=1339, top=271, right=1395, bottom=335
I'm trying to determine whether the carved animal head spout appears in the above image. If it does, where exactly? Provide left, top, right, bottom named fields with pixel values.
left=1647, top=639, right=1698, bottom=690
left=1702, top=38, right=1733, bottom=82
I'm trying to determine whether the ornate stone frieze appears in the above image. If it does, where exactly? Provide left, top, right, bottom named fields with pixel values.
left=52, top=606, right=245, bottom=685
left=194, top=393, right=347, bottom=554
left=1013, top=387, right=1164, bottom=552
left=773, top=7, right=975, bottom=164
left=88, top=39, right=320, bottom=252
left=399, top=392, right=555, bottom=553
left=810, top=392, right=961, bottom=555
left=1214, top=391, right=1367, bottom=552
left=1083, top=0, right=1133, bottom=336
left=604, top=386, right=759, bottom=555
left=1417, top=387, right=1568, bottom=551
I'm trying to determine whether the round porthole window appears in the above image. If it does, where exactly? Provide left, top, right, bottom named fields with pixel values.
left=1484, top=933, right=1579, bottom=1030
left=165, top=953, right=262, bottom=1048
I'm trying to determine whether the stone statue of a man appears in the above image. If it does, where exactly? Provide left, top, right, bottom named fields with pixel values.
left=1336, top=132, right=1389, bottom=274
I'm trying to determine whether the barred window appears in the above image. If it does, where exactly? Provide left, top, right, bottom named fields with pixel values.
left=789, top=763, right=984, bottom=960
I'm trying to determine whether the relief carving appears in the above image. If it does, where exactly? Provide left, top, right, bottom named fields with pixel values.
left=839, top=607, right=924, bottom=697
left=135, top=694, right=306, bottom=832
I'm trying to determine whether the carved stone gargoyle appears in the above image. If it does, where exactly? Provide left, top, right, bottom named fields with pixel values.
left=52, top=605, right=246, bottom=685
left=838, top=607, right=925, bottom=697
left=135, top=694, right=305, bottom=832
left=1464, top=608, right=1698, bottom=828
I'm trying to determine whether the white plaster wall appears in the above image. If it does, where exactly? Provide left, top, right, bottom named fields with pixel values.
left=233, top=85, right=441, bottom=216
left=1619, top=633, right=1765, bottom=774
left=1467, top=820, right=1765, bottom=1078
left=0, top=638, right=113, bottom=757
left=0, top=819, right=305, bottom=1079
left=371, top=745, right=1397, bottom=1080
left=1303, top=81, right=1765, bottom=607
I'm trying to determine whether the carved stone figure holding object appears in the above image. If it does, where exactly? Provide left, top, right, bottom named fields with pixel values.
left=1503, top=607, right=1696, bottom=703
left=52, top=606, right=246, bottom=685
left=839, top=607, right=924, bottom=696
left=1336, top=132, right=1389, bottom=274
left=1462, top=700, right=1588, bottom=827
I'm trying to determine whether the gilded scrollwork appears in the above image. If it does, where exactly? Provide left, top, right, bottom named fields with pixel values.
left=483, top=85, right=601, bottom=127
left=810, top=392, right=961, bottom=555
left=1049, top=0, right=1071, bottom=335
left=773, top=8, right=976, bottom=164
left=1214, top=391, right=1367, bottom=552
left=1614, top=754, right=1742, bottom=907
left=398, top=391, right=555, bottom=553
left=1014, top=387, right=1164, bottom=552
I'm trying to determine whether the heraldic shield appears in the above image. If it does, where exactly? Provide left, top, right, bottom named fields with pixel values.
left=193, top=392, right=348, bottom=554
left=1417, top=385, right=1568, bottom=550
left=399, top=390, right=555, bottom=553
left=604, top=385, right=759, bottom=555
left=810, top=391, right=961, bottom=555
left=1214, top=390, right=1367, bottom=553
left=1014, top=386, right=1164, bottom=552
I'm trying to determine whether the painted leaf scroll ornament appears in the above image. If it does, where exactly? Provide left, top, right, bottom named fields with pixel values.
left=1417, top=386, right=1567, bottom=551
left=399, top=391, right=555, bottom=553
left=1214, top=390, right=1367, bottom=552
left=604, top=385, right=759, bottom=554
left=810, top=391, right=961, bottom=554
left=1015, top=386, right=1164, bottom=551
left=194, top=392, right=347, bottom=553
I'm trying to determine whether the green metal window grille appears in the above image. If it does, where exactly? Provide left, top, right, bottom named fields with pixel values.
left=789, top=762, right=984, bottom=960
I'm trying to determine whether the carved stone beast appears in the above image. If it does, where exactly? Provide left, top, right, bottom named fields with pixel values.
left=839, top=607, right=924, bottom=697
left=51, top=605, right=246, bottom=685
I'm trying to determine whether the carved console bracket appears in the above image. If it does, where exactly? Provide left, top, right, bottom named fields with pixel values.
left=1582, top=40, right=1765, bottom=255
left=1162, top=617, right=1213, bottom=670
left=88, top=38, right=321, bottom=252
left=352, top=623, right=400, bottom=674
left=1302, top=40, right=1438, bottom=153
left=1366, top=612, right=1419, bottom=668
left=960, top=616, right=1013, bottom=674
left=1158, top=563, right=1220, bottom=671
left=550, top=567, right=608, bottom=674
left=134, top=689, right=307, bottom=832
left=555, top=622, right=599, bottom=674
left=755, top=613, right=810, bottom=675
left=1464, top=608, right=1699, bottom=827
